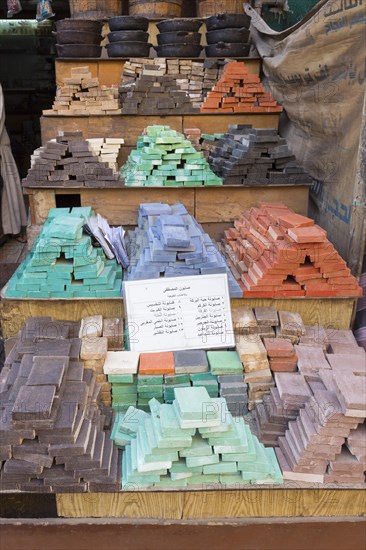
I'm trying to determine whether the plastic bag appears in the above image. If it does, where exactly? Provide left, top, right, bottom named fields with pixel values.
left=36, top=0, right=55, bottom=22
left=7, top=0, right=22, bottom=18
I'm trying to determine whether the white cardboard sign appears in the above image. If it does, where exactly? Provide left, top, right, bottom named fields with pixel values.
left=124, top=274, right=235, bottom=353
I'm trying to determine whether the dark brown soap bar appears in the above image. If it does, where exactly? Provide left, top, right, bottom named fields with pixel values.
left=27, top=356, right=69, bottom=389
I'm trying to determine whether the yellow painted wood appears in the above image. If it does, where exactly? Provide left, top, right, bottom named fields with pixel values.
left=0, top=291, right=355, bottom=338
left=56, top=488, right=366, bottom=519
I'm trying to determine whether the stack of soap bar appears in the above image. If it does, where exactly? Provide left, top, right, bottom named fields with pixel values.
left=264, top=338, right=298, bottom=373
left=208, top=124, right=312, bottom=185
left=125, top=202, right=242, bottom=297
left=103, top=351, right=140, bottom=412
left=235, top=335, right=273, bottom=410
left=121, top=387, right=283, bottom=489
left=222, top=202, right=362, bottom=297
left=0, top=316, right=120, bottom=493
left=23, top=133, right=122, bottom=188
left=86, top=138, right=124, bottom=172
left=174, top=350, right=209, bottom=374
left=218, top=375, right=248, bottom=416
left=201, top=62, right=283, bottom=114
left=190, top=373, right=219, bottom=398
left=137, top=374, right=164, bottom=411
left=5, top=208, right=122, bottom=298
left=44, top=65, right=121, bottom=116
left=121, top=74, right=198, bottom=115
left=121, top=126, right=222, bottom=187
left=120, top=58, right=224, bottom=110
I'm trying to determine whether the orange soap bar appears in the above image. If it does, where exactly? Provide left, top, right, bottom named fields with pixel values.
left=139, top=352, right=175, bottom=375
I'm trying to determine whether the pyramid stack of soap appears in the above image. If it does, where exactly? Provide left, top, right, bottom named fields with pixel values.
left=125, top=202, right=242, bottom=297
left=121, top=126, right=223, bottom=187
left=121, top=73, right=197, bottom=115
left=86, top=138, right=124, bottom=171
left=23, top=133, right=122, bottom=188
left=103, top=351, right=140, bottom=412
left=223, top=202, right=362, bottom=297
left=120, top=58, right=223, bottom=109
left=5, top=208, right=122, bottom=298
left=0, top=317, right=120, bottom=493
left=43, top=66, right=121, bottom=116
left=208, top=125, right=312, bottom=185
left=119, top=387, right=282, bottom=489
left=201, top=62, right=283, bottom=114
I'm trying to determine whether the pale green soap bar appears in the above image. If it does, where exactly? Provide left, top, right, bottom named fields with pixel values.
left=179, top=435, right=212, bottom=458
left=159, top=404, right=195, bottom=438
left=154, top=477, right=187, bottom=488
left=203, top=462, right=238, bottom=475
left=187, top=474, right=219, bottom=485
left=109, top=374, right=135, bottom=384
left=170, top=459, right=202, bottom=475
left=138, top=375, right=163, bottom=385
left=151, top=412, right=192, bottom=449
left=186, top=454, right=219, bottom=468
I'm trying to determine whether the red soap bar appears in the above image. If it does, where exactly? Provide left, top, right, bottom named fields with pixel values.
left=139, top=352, right=175, bottom=375
left=264, top=338, right=295, bottom=358
left=277, top=212, right=315, bottom=229
left=288, top=226, right=327, bottom=243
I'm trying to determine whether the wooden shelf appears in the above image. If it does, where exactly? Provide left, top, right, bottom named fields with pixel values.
left=0, top=287, right=356, bottom=338
left=41, top=112, right=280, bottom=145
left=55, top=57, right=261, bottom=86
left=24, top=185, right=310, bottom=230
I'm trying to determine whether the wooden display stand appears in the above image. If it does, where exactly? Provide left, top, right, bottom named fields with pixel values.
left=0, top=288, right=357, bottom=338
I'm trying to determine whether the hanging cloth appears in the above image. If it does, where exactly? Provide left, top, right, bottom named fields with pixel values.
left=0, top=83, right=27, bottom=235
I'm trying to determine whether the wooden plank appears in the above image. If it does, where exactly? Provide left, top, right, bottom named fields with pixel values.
left=54, top=57, right=261, bottom=87
left=40, top=115, right=183, bottom=145
left=1, top=293, right=355, bottom=338
left=56, top=488, right=365, bottom=519
left=231, top=297, right=356, bottom=330
left=31, top=189, right=56, bottom=225
left=183, top=114, right=280, bottom=133
left=25, top=186, right=308, bottom=229
left=0, top=294, right=124, bottom=339
left=80, top=187, right=195, bottom=225
left=40, top=114, right=278, bottom=145
left=195, top=185, right=310, bottom=223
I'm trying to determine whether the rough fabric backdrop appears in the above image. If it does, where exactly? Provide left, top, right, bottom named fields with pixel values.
left=246, top=0, right=366, bottom=271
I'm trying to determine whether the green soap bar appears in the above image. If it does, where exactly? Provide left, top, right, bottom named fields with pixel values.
left=118, top=406, right=150, bottom=435
left=49, top=291, right=73, bottom=298
left=95, top=287, right=121, bottom=298
left=154, top=477, right=187, bottom=488
left=179, top=436, right=212, bottom=458
left=47, top=272, right=72, bottom=281
left=190, top=373, right=217, bottom=382
left=112, top=401, right=137, bottom=411
left=207, top=351, right=243, bottom=375
left=182, top=152, right=202, bottom=160
left=16, top=283, right=41, bottom=292
left=163, top=181, right=179, bottom=187
left=49, top=259, right=73, bottom=273
left=163, top=153, right=181, bottom=160
left=186, top=454, right=219, bottom=468
left=191, top=379, right=218, bottom=388
left=40, top=283, right=65, bottom=292
left=84, top=265, right=115, bottom=286
left=164, top=374, right=191, bottom=385
left=203, top=462, right=238, bottom=475
left=72, top=289, right=97, bottom=298
left=204, top=180, right=222, bottom=186
left=109, top=374, right=135, bottom=384
left=138, top=397, right=163, bottom=406
left=138, top=384, right=163, bottom=393
left=22, top=271, right=48, bottom=280
left=70, top=206, right=93, bottom=217
left=138, top=375, right=164, bottom=385
left=73, top=250, right=96, bottom=267
left=159, top=404, right=195, bottom=438
left=170, top=459, right=202, bottom=475
left=28, top=290, right=50, bottom=298
left=48, top=207, right=70, bottom=218
left=219, top=474, right=248, bottom=485
left=74, top=257, right=104, bottom=279
left=187, top=474, right=219, bottom=485
left=5, top=288, right=27, bottom=298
